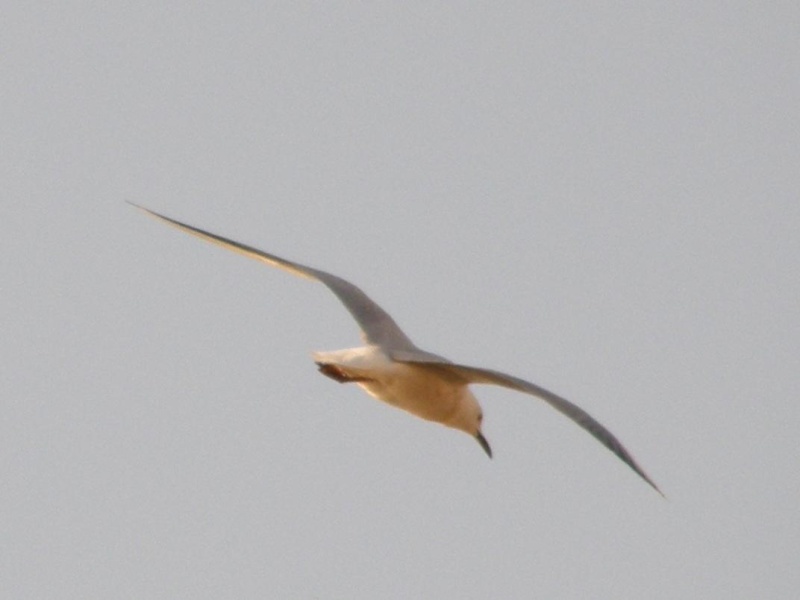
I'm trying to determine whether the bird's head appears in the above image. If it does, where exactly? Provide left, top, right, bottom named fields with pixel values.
left=448, top=391, right=492, bottom=458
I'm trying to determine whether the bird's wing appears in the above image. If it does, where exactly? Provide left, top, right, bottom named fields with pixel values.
left=129, top=203, right=417, bottom=350
left=392, top=349, right=662, bottom=495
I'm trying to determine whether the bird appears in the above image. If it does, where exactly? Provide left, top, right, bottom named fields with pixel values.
left=130, top=202, right=662, bottom=495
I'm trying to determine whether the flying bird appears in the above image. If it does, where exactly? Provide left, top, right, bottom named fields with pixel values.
left=130, top=202, right=662, bottom=495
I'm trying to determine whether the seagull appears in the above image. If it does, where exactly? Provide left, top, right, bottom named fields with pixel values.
left=130, top=202, right=662, bottom=495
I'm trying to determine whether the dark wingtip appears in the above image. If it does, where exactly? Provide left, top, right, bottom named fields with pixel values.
left=648, top=478, right=666, bottom=499
left=125, top=200, right=146, bottom=211
left=627, top=458, right=665, bottom=498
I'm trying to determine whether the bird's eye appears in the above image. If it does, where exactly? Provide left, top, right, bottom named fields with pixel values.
left=478, top=413, right=483, bottom=422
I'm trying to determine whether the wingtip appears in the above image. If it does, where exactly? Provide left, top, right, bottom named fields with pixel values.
left=125, top=200, right=152, bottom=214
left=636, top=468, right=665, bottom=498
left=652, top=482, right=667, bottom=499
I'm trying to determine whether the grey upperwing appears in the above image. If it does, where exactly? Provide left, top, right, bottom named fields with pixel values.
left=129, top=202, right=418, bottom=350
left=391, top=349, right=662, bottom=495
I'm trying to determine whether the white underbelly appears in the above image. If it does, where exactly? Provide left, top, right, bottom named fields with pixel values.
left=357, top=364, right=463, bottom=422
left=313, top=346, right=464, bottom=424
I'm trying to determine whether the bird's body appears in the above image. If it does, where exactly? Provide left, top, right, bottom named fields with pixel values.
left=312, top=346, right=480, bottom=432
left=131, top=202, right=661, bottom=495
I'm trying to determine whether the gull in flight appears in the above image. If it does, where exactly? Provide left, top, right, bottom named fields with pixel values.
left=131, top=203, right=662, bottom=495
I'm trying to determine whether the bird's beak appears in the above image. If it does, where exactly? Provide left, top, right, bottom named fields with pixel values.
left=475, top=431, right=492, bottom=458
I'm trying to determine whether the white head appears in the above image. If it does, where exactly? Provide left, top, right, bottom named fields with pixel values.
left=448, top=390, right=492, bottom=458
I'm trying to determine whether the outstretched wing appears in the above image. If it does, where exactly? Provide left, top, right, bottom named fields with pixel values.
left=392, top=350, right=662, bottom=495
left=129, top=202, right=417, bottom=350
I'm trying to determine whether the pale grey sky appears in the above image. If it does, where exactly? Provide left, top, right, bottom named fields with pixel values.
left=3, top=3, right=799, bottom=598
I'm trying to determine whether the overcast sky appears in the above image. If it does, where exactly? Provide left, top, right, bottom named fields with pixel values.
left=3, top=3, right=799, bottom=598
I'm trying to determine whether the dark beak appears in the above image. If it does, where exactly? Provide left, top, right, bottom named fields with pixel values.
left=475, top=431, right=492, bottom=458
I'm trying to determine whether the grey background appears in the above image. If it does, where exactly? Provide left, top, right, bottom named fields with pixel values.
left=4, top=3, right=798, bottom=598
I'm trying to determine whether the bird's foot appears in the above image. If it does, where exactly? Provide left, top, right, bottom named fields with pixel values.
left=316, top=362, right=373, bottom=384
